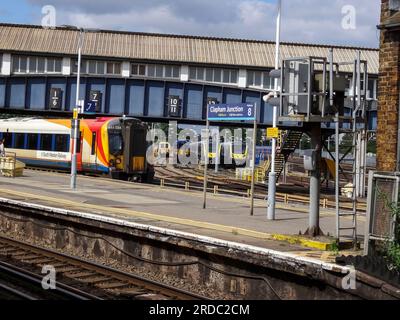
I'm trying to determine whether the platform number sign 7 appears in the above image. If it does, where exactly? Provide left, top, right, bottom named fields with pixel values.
left=49, top=88, right=62, bottom=110
left=85, top=90, right=102, bottom=113
left=168, top=95, right=181, bottom=117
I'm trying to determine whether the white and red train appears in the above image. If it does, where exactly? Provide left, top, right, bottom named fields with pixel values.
left=0, top=117, right=154, bottom=181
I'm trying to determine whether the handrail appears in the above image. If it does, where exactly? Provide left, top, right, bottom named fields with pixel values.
left=157, top=177, right=367, bottom=213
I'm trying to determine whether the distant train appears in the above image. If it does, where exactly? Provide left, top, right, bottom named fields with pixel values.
left=168, top=139, right=249, bottom=167
left=0, top=117, right=154, bottom=182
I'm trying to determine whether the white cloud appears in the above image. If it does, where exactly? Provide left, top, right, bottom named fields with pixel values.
left=28, top=0, right=380, bottom=47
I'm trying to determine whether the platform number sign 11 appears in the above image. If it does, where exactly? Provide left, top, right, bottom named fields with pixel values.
left=168, top=95, right=181, bottom=117
left=49, top=88, right=62, bottom=110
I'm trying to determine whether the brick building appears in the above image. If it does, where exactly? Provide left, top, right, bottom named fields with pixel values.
left=377, top=0, right=400, bottom=171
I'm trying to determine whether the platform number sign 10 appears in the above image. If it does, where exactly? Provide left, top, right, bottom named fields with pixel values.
left=168, top=95, right=181, bottom=117
left=49, top=88, right=62, bottom=110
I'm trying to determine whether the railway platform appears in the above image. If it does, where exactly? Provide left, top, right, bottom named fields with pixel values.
left=0, top=170, right=365, bottom=259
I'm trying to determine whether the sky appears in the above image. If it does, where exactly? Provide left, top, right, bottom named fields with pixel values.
left=0, top=0, right=381, bottom=48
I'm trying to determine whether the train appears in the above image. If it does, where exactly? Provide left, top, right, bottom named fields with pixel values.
left=164, top=139, right=249, bottom=167
left=0, top=117, right=154, bottom=182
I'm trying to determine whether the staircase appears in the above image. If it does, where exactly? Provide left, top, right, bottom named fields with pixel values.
left=265, top=131, right=303, bottom=183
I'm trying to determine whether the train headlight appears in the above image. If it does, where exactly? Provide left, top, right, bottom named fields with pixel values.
left=116, top=158, right=122, bottom=165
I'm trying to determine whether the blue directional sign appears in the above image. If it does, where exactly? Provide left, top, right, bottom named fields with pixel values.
left=84, top=100, right=96, bottom=113
left=207, top=103, right=255, bottom=121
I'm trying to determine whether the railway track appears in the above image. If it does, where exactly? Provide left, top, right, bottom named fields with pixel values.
left=0, top=235, right=207, bottom=300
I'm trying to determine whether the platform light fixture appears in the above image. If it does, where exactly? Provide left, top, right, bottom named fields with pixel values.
left=61, top=25, right=100, bottom=190
left=265, top=0, right=282, bottom=221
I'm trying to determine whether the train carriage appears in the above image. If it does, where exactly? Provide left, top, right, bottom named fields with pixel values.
left=0, top=117, right=154, bottom=182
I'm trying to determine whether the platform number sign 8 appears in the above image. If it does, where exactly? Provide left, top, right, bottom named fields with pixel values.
left=49, top=88, right=62, bottom=110
left=168, top=95, right=181, bottom=117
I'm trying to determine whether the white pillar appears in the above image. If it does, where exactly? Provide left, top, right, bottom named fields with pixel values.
left=62, top=57, right=71, bottom=75
left=238, top=69, right=247, bottom=88
left=180, top=65, right=189, bottom=82
left=1, top=53, right=11, bottom=75
left=122, top=61, right=130, bottom=77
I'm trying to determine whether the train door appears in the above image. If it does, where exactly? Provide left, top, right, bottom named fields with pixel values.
left=89, top=131, right=98, bottom=172
left=77, top=130, right=83, bottom=171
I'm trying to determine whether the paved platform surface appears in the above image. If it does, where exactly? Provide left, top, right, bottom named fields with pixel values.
left=0, top=170, right=365, bottom=261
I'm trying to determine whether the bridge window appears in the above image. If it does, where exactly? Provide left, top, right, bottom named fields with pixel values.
left=72, top=60, right=119, bottom=75
left=247, top=70, right=273, bottom=89
left=132, top=64, right=180, bottom=79
left=165, top=65, right=180, bottom=78
left=12, top=55, right=62, bottom=74
left=106, top=62, right=121, bottom=75
left=47, top=58, right=62, bottom=73
left=367, top=79, right=377, bottom=100
left=345, top=77, right=377, bottom=100
left=189, top=67, right=238, bottom=84
left=12, top=56, right=27, bottom=73
left=131, top=64, right=146, bottom=76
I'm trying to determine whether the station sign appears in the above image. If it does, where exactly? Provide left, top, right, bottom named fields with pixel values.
left=49, top=88, right=62, bottom=110
left=207, top=103, right=255, bottom=121
left=85, top=90, right=102, bottom=113
left=168, top=95, right=182, bottom=117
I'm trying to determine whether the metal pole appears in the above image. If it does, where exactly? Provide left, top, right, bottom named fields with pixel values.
left=309, top=124, right=321, bottom=235
left=203, top=108, right=209, bottom=209
left=267, top=105, right=277, bottom=220
left=71, top=29, right=83, bottom=190
left=250, top=103, right=257, bottom=216
left=215, top=129, right=219, bottom=173
left=267, top=0, right=281, bottom=220
left=273, top=0, right=282, bottom=94
left=330, top=48, right=340, bottom=239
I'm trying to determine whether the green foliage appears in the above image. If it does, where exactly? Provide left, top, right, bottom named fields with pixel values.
left=300, top=136, right=311, bottom=150
left=376, top=188, right=400, bottom=271
left=339, top=133, right=353, bottom=154
left=367, top=140, right=376, bottom=154
left=330, top=240, right=339, bottom=255
left=387, top=242, right=400, bottom=269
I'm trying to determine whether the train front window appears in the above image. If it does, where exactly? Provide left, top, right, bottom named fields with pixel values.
left=109, top=131, right=123, bottom=156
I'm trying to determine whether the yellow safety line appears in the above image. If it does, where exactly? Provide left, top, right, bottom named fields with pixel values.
left=0, top=187, right=340, bottom=250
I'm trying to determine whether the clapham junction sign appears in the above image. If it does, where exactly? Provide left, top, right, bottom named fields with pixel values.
left=207, top=103, right=256, bottom=121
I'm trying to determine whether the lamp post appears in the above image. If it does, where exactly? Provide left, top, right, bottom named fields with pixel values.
left=62, top=26, right=100, bottom=190
left=266, top=0, right=282, bottom=220
left=70, top=28, right=83, bottom=190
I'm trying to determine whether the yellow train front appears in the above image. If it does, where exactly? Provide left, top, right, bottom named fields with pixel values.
left=0, top=117, right=154, bottom=182
left=208, top=141, right=249, bottom=167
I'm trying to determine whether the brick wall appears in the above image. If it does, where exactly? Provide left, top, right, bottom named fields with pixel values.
left=377, top=0, right=400, bottom=171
